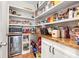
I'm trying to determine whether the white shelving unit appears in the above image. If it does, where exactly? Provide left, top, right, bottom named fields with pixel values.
left=9, top=5, right=35, bottom=26
left=34, top=1, right=79, bottom=27
left=9, top=23, right=37, bottom=27
left=10, top=5, right=34, bottom=13
left=35, top=1, right=79, bottom=19
left=9, top=4, right=35, bottom=55
left=37, top=17, right=79, bottom=26
left=9, top=14, right=34, bottom=20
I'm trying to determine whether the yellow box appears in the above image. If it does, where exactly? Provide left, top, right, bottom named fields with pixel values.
left=50, top=16, right=54, bottom=23
left=54, top=1, right=61, bottom=5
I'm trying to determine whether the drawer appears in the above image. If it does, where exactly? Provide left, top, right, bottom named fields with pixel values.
left=52, top=41, right=79, bottom=58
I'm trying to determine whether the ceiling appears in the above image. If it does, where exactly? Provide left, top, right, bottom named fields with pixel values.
left=26, top=1, right=38, bottom=7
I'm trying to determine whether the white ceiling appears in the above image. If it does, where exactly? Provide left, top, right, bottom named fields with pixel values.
left=26, top=1, right=38, bottom=7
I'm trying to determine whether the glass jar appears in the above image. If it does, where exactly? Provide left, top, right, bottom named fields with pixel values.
left=72, top=26, right=79, bottom=45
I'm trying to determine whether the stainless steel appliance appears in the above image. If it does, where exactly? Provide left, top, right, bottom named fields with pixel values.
left=8, top=35, right=22, bottom=57
left=9, top=25, right=22, bottom=34
left=8, top=26, right=22, bottom=57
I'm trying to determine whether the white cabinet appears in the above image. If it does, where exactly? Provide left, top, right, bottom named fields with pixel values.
left=50, top=46, right=70, bottom=58
left=0, top=2, right=9, bottom=58
left=52, top=41, right=79, bottom=58
left=42, top=39, right=52, bottom=58
left=41, top=37, right=71, bottom=58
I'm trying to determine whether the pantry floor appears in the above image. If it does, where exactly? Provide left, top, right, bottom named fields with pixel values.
left=13, top=53, right=35, bottom=58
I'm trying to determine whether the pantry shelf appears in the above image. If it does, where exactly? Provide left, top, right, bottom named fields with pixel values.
left=9, top=5, right=34, bottom=13
left=35, top=1, right=79, bottom=19
left=9, top=14, right=34, bottom=20
left=9, top=24, right=37, bottom=27
left=7, top=33, right=22, bottom=36
left=37, top=17, right=79, bottom=26
left=9, top=24, right=23, bottom=26
left=23, top=24, right=38, bottom=26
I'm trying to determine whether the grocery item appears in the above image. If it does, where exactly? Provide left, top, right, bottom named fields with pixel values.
left=50, top=16, right=54, bottom=22
left=47, top=16, right=55, bottom=23
left=12, top=10, right=16, bottom=15
left=72, top=26, right=79, bottom=45
left=50, top=1, right=54, bottom=6
left=72, top=8, right=76, bottom=17
left=54, top=1, right=61, bottom=5
left=69, top=30, right=74, bottom=40
left=52, top=30, right=60, bottom=38
left=76, top=7, right=79, bottom=17
left=9, top=8, right=13, bottom=14
left=54, top=13, right=59, bottom=21
left=47, top=17, right=51, bottom=22
left=47, top=27, right=52, bottom=34
left=58, top=14, right=62, bottom=20
left=60, top=27, right=65, bottom=38
left=45, top=3, right=49, bottom=10
left=68, top=8, right=74, bottom=18
left=64, top=26, right=70, bottom=38
left=47, top=1, right=54, bottom=8
left=37, top=3, right=39, bottom=9
left=62, top=9, right=69, bottom=19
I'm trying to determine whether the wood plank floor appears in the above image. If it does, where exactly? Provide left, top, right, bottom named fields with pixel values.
left=13, top=53, right=35, bottom=58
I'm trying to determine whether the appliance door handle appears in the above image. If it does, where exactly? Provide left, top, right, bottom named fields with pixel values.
left=49, top=46, right=51, bottom=53
left=0, top=42, right=7, bottom=48
left=52, top=47, right=55, bottom=55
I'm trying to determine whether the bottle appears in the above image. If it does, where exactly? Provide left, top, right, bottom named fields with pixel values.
left=37, top=3, right=39, bottom=9
left=60, top=27, right=65, bottom=38
left=76, top=7, right=79, bottom=17
left=64, top=26, right=70, bottom=38
left=73, top=8, right=76, bottom=17
left=72, top=26, right=79, bottom=45
left=68, top=8, right=73, bottom=18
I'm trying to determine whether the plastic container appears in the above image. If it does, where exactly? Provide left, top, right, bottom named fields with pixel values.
left=52, top=30, right=60, bottom=38
left=68, top=9, right=74, bottom=18
left=72, top=26, right=79, bottom=45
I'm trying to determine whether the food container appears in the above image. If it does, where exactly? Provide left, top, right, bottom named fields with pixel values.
left=72, top=26, right=79, bottom=45
left=47, top=17, right=51, bottom=22
left=52, top=30, right=60, bottom=38
left=68, top=8, right=74, bottom=18
left=60, top=27, right=65, bottom=38
left=76, top=7, right=79, bottom=17
left=47, top=27, right=52, bottom=34
left=54, top=1, right=61, bottom=5
left=50, top=16, right=54, bottom=22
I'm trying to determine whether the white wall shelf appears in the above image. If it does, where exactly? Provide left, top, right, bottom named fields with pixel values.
left=37, top=17, right=79, bottom=26
left=9, top=14, right=34, bottom=20
left=9, top=5, right=34, bottom=13
left=35, top=1, right=79, bottom=19
left=9, top=24, right=23, bottom=26
left=9, top=23, right=37, bottom=27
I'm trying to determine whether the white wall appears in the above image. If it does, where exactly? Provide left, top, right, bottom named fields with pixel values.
left=0, top=2, right=2, bottom=58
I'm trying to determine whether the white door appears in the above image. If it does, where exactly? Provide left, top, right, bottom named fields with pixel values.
left=0, top=2, right=9, bottom=58
left=42, top=41, right=52, bottom=58
left=42, top=38, right=54, bottom=58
